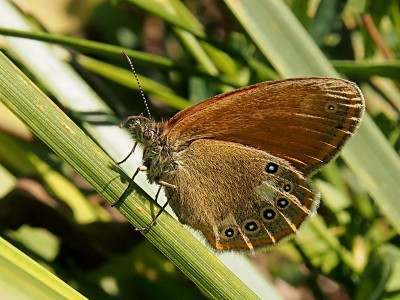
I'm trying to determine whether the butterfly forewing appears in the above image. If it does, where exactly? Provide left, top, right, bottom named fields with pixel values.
left=163, top=78, right=364, bottom=176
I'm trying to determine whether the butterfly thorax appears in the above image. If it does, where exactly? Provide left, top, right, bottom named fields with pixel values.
left=128, top=116, right=176, bottom=184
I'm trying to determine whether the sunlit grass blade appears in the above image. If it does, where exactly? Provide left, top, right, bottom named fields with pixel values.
left=126, top=0, right=205, bottom=37
left=0, top=48, right=261, bottom=300
left=332, top=60, right=400, bottom=79
left=0, top=237, right=86, bottom=300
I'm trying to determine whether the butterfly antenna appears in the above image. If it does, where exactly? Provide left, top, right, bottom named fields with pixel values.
left=121, top=51, right=151, bottom=119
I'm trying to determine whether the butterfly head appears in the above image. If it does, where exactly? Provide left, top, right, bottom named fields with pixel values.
left=125, top=115, right=176, bottom=183
left=125, top=116, right=160, bottom=146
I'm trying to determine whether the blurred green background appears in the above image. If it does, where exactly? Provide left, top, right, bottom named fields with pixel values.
left=0, top=0, right=399, bottom=299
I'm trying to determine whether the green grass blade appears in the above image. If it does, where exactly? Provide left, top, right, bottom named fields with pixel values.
left=0, top=27, right=174, bottom=68
left=77, top=55, right=191, bottom=110
left=0, top=237, right=86, bottom=300
left=332, top=60, right=400, bottom=79
left=0, top=50, right=260, bottom=300
left=126, top=0, right=205, bottom=37
left=224, top=0, right=335, bottom=77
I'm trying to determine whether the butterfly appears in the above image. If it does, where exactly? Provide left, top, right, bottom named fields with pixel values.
left=115, top=54, right=365, bottom=252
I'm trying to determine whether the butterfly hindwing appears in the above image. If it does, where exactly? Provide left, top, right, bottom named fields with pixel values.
left=163, top=139, right=319, bottom=252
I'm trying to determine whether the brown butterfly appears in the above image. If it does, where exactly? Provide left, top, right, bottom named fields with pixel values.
left=115, top=54, right=365, bottom=252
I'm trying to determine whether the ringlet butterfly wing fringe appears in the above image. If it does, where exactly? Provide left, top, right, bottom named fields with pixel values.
left=115, top=52, right=365, bottom=253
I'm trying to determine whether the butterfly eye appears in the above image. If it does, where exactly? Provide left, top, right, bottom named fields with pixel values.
left=266, top=162, right=279, bottom=174
left=261, top=207, right=278, bottom=222
left=283, top=183, right=292, bottom=192
left=223, top=227, right=236, bottom=239
left=276, top=198, right=290, bottom=210
left=143, top=130, right=153, bottom=139
left=242, top=219, right=260, bottom=234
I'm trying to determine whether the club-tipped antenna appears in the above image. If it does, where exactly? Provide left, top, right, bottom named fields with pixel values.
left=121, top=51, right=151, bottom=119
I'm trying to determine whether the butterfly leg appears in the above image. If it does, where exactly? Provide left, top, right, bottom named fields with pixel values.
left=135, top=181, right=177, bottom=231
left=112, top=165, right=147, bottom=207
left=157, top=180, right=176, bottom=189
left=116, top=142, right=138, bottom=164
left=135, top=186, right=166, bottom=231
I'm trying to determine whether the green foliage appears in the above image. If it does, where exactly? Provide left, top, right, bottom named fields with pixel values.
left=0, top=0, right=399, bottom=299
